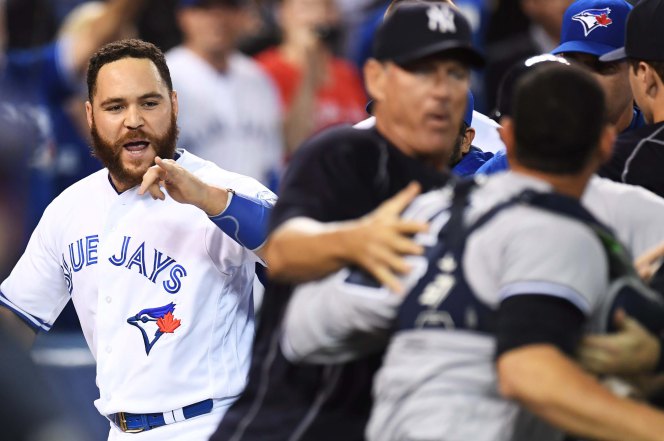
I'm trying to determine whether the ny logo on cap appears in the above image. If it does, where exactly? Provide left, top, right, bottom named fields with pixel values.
left=572, top=8, right=613, bottom=36
left=427, top=5, right=456, bottom=34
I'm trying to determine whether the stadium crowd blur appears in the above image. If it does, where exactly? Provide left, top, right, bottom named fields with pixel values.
left=2, top=0, right=660, bottom=438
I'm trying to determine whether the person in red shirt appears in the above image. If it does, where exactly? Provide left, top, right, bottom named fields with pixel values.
left=255, top=0, right=367, bottom=154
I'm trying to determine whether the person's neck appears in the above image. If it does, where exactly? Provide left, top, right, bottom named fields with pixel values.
left=615, top=105, right=635, bottom=133
left=510, top=164, right=592, bottom=199
left=186, top=43, right=230, bottom=73
left=651, top=98, right=664, bottom=124
left=108, top=173, right=133, bottom=194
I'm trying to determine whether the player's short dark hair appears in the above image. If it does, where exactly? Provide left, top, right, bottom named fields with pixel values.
left=628, top=59, right=664, bottom=85
left=512, top=63, right=607, bottom=174
left=87, top=39, right=173, bottom=102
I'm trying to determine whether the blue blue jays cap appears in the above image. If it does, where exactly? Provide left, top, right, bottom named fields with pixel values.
left=551, top=0, right=632, bottom=59
left=373, top=3, right=484, bottom=68
left=601, top=0, right=664, bottom=62
left=464, top=91, right=474, bottom=127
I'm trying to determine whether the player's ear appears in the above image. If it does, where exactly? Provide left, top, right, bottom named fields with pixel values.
left=364, top=58, right=387, bottom=103
left=461, top=127, right=475, bottom=155
left=85, top=101, right=93, bottom=129
left=171, top=90, right=178, bottom=119
left=499, top=117, right=516, bottom=161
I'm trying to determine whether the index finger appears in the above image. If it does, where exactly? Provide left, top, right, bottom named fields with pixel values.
left=138, top=165, right=165, bottom=196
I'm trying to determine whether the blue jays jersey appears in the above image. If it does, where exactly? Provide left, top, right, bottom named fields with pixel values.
left=0, top=149, right=275, bottom=417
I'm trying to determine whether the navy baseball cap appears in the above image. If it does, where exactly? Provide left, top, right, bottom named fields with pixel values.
left=601, top=0, right=664, bottom=62
left=179, top=0, right=246, bottom=8
left=551, top=0, right=632, bottom=59
left=373, top=3, right=484, bottom=68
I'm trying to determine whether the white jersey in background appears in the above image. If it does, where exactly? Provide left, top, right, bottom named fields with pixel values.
left=167, top=47, right=284, bottom=187
left=0, top=149, right=276, bottom=438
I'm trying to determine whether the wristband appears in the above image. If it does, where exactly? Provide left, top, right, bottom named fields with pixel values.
left=209, top=190, right=273, bottom=251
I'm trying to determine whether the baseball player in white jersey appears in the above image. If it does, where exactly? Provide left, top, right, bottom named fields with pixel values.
left=0, top=39, right=275, bottom=441
left=167, top=0, right=284, bottom=188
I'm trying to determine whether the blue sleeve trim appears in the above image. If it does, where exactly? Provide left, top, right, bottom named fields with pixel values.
left=0, top=291, right=51, bottom=332
left=210, top=192, right=273, bottom=251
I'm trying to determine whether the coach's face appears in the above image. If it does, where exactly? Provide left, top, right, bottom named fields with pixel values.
left=367, top=55, right=470, bottom=169
left=86, top=57, right=178, bottom=192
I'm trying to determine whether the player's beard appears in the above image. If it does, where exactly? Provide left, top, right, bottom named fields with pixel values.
left=90, top=112, right=179, bottom=190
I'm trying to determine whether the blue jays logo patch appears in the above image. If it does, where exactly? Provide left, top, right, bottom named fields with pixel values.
left=572, top=8, right=613, bottom=36
left=127, top=303, right=181, bottom=355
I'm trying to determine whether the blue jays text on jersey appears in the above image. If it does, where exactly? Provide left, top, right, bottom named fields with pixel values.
left=61, top=234, right=188, bottom=295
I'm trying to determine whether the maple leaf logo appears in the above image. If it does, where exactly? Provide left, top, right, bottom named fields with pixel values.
left=157, top=311, right=181, bottom=333
left=596, top=13, right=612, bottom=26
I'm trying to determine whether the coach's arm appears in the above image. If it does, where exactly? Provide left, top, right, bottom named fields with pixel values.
left=264, top=182, right=427, bottom=292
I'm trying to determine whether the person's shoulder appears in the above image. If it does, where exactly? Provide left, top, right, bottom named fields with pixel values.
left=585, top=175, right=664, bottom=214
left=297, top=124, right=379, bottom=157
left=165, top=45, right=190, bottom=65
left=330, top=56, right=362, bottom=77
left=230, top=52, right=271, bottom=78
left=253, top=47, right=285, bottom=70
left=45, top=170, right=108, bottom=212
left=617, top=121, right=664, bottom=145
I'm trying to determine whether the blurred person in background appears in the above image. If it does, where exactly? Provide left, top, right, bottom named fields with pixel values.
left=167, top=0, right=284, bottom=190
left=596, top=0, right=664, bottom=198
left=255, top=0, right=367, bottom=155
left=53, top=1, right=139, bottom=196
left=0, top=0, right=146, bottom=268
left=484, top=0, right=573, bottom=110
left=478, top=0, right=644, bottom=175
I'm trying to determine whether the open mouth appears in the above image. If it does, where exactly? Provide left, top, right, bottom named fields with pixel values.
left=123, top=140, right=151, bottom=154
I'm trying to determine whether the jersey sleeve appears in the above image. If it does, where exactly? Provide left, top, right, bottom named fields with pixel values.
left=280, top=267, right=404, bottom=364
left=497, top=214, right=609, bottom=317
left=0, top=204, right=71, bottom=332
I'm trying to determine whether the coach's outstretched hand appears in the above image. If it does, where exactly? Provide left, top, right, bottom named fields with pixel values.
left=139, top=156, right=230, bottom=216
left=342, top=182, right=428, bottom=294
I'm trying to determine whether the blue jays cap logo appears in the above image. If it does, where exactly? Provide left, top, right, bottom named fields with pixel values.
left=127, top=302, right=181, bottom=355
left=572, top=8, right=613, bottom=36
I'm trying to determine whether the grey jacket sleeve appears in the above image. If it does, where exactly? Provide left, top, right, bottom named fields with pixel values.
left=280, top=268, right=403, bottom=365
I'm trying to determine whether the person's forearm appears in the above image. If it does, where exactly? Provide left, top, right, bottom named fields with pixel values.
left=265, top=217, right=359, bottom=282
left=283, top=64, right=319, bottom=154
left=281, top=275, right=399, bottom=364
left=68, top=0, right=146, bottom=74
left=499, top=345, right=664, bottom=441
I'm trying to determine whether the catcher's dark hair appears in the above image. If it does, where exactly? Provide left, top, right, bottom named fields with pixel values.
left=87, top=39, right=173, bottom=102
left=512, top=63, right=607, bottom=175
